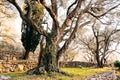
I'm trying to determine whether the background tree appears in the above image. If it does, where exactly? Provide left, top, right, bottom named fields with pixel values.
left=21, top=1, right=44, bottom=59
left=7, top=0, right=120, bottom=74
left=76, top=24, right=120, bottom=67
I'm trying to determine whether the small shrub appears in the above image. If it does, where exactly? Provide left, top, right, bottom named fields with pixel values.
left=114, top=60, right=120, bottom=69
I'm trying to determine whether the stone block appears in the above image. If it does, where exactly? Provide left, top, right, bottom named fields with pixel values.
left=3, top=63, right=11, bottom=68
left=17, top=64, right=24, bottom=71
left=0, top=75, right=11, bottom=80
left=2, top=68, right=10, bottom=73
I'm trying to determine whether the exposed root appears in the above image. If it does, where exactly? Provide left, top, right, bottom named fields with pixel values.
left=26, top=66, right=72, bottom=77
left=57, top=69, right=73, bottom=77
left=26, top=66, right=46, bottom=75
left=47, top=68, right=73, bottom=77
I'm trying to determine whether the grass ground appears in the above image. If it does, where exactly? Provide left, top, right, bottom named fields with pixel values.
left=115, top=68, right=120, bottom=80
left=0, top=67, right=111, bottom=80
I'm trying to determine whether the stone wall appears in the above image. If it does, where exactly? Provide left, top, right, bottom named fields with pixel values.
left=59, top=61, right=109, bottom=68
left=86, top=71, right=117, bottom=80
left=0, top=60, right=37, bottom=73
left=0, top=57, right=110, bottom=73
left=0, top=60, right=97, bottom=73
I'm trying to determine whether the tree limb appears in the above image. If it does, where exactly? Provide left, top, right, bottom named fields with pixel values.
left=25, top=0, right=32, bottom=18
left=61, top=0, right=84, bottom=31
left=87, top=3, right=120, bottom=24
left=7, top=0, right=26, bottom=21
left=57, top=18, right=90, bottom=62
left=39, top=0, right=59, bottom=29
left=67, top=0, right=78, bottom=15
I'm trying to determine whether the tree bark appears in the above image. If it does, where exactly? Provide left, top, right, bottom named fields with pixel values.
left=43, top=37, right=58, bottom=73
left=26, top=37, right=46, bottom=75
left=96, top=54, right=103, bottom=68
left=38, top=37, right=45, bottom=66
left=100, top=60, right=104, bottom=68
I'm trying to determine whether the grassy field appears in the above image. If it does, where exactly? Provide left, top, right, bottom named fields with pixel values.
left=0, top=67, right=111, bottom=80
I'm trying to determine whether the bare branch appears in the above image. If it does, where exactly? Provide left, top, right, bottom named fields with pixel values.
left=87, top=11, right=108, bottom=24
left=67, top=0, right=78, bottom=15
left=87, top=3, right=120, bottom=24
left=61, top=0, right=84, bottom=31
left=62, top=17, right=76, bottom=39
left=39, top=0, right=59, bottom=28
left=7, top=0, right=26, bottom=21
left=91, top=22, right=97, bottom=37
left=25, top=0, right=32, bottom=18
left=51, top=0, right=57, bottom=16
left=97, top=3, right=120, bottom=17
left=57, top=18, right=90, bottom=61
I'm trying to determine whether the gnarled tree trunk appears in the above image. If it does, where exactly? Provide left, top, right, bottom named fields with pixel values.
left=27, top=36, right=60, bottom=74
left=43, top=37, right=59, bottom=73
left=38, top=36, right=45, bottom=66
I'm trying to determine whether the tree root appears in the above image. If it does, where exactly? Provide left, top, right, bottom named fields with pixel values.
left=26, top=66, right=72, bottom=77
left=47, top=68, right=73, bottom=77
left=26, top=66, right=46, bottom=75
left=57, top=69, right=73, bottom=77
